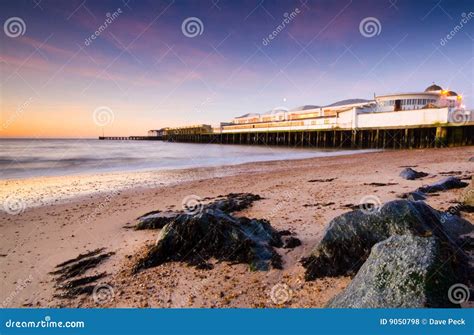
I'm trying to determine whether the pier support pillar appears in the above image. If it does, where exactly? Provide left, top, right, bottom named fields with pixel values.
left=351, top=130, right=357, bottom=148
left=435, top=127, right=447, bottom=147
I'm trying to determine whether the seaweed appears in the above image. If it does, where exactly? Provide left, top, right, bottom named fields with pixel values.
left=50, top=249, right=114, bottom=300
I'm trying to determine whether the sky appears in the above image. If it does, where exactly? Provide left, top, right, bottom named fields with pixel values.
left=0, top=0, right=473, bottom=138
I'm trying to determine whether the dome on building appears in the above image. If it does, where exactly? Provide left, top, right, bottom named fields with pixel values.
left=424, top=83, right=443, bottom=92
left=446, top=90, right=458, bottom=96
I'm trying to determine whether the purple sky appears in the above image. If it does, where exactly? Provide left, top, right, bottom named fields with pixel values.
left=1, top=0, right=473, bottom=137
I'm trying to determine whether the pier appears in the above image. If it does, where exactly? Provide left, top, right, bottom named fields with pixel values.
left=99, top=84, right=474, bottom=149
left=100, top=125, right=473, bottom=149
left=99, top=136, right=162, bottom=141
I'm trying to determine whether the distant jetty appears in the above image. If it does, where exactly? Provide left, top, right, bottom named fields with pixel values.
left=100, top=84, right=474, bottom=149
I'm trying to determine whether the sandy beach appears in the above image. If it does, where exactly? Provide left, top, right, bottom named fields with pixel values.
left=1, top=147, right=472, bottom=308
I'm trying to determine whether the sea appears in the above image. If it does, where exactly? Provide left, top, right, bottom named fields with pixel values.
left=0, top=139, right=375, bottom=180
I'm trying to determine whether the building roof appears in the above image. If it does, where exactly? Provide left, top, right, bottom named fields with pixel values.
left=324, top=99, right=372, bottom=108
left=425, top=84, right=443, bottom=92
left=446, top=90, right=458, bottom=96
left=235, top=113, right=260, bottom=119
left=291, top=105, right=320, bottom=111
left=376, top=92, right=439, bottom=98
left=262, top=107, right=289, bottom=115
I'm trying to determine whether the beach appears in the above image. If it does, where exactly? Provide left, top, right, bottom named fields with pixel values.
left=1, top=147, right=472, bottom=308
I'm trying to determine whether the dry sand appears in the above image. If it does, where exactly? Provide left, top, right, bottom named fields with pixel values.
left=0, top=147, right=472, bottom=308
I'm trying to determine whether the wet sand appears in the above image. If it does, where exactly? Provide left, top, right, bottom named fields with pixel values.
left=0, top=147, right=472, bottom=308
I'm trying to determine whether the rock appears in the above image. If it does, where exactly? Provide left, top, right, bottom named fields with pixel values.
left=445, top=204, right=474, bottom=216
left=207, top=193, right=262, bottom=213
left=399, top=167, right=428, bottom=180
left=462, top=179, right=474, bottom=206
left=135, top=211, right=178, bottom=230
left=326, top=235, right=459, bottom=308
left=469, top=157, right=474, bottom=162
left=135, top=193, right=262, bottom=230
left=282, top=236, right=301, bottom=248
left=417, top=176, right=468, bottom=194
left=133, top=209, right=290, bottom=273
left=277, top=230, right=292, bottom=236
left=396, top=191, right=426, bottom=201
left=301, top=200, right=472, bottom=280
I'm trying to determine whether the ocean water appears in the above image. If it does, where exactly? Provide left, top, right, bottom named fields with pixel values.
left=0, top=139, right=374, bottom=180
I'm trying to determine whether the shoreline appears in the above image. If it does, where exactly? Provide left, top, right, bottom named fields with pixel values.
left=0, top=147, right=472, bottom=308
left=1, top=148, right=378, bottom=209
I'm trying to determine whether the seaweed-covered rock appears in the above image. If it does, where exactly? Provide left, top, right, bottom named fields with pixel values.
left=417, top=176, right=468, bottom=194
left=301, top=200, right=472, bottom=280
left=327, top=235, right=459, bottom=308
left=396, top=191, right=426, bottom=201
left=135, top=193, right=262, bottom=230
left=135, top=211, right=178, bottom=230
left=399, top=167, right=428, bottom=180
left=133, top=209, right=287, bottom=272
left=207, top=193, right=262, bottom=213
